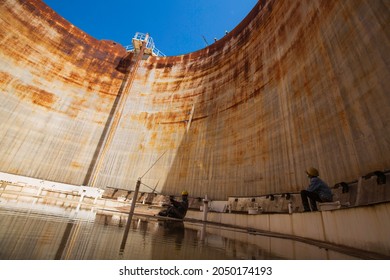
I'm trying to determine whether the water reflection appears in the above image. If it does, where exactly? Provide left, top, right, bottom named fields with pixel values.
left=0, top=204, right=361, bottom=260
left=157, top=220, right=185, bottom=250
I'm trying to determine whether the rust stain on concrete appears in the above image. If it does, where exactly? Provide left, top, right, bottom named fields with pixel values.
left=0, top=0, right=389, bottom=200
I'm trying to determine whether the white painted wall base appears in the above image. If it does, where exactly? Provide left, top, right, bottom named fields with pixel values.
left=186, top=202, right=390, bottom=257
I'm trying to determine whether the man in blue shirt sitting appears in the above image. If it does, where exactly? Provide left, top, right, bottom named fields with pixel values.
left=301, top=167, right=333, bottom=212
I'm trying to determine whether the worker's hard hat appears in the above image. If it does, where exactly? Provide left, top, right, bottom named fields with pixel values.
left=306, top=167, right=319, bottom=177
left=181, top=190, right=189, bottom=196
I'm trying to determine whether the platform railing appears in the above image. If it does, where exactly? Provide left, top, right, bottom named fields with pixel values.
left=125, top=32, right=165, bottom=57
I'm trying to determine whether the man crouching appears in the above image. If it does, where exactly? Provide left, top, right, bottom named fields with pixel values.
left=301, top=167, right=333, bottom=212
left=158, top=190, right=189, bottom=219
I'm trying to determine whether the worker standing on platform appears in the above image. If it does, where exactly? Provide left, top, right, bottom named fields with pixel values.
left=301, top=167, right=333, bottom=212
left=158, top=190, right=189, bottom=219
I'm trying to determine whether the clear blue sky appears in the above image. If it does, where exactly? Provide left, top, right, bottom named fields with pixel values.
left=42, top=0, right=258, bottom=56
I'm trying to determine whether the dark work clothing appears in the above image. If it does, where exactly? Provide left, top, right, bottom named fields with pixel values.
left=301, top=177, right=332, bottom=211
left=307, top=177, right=333, bottom=201
left=159, top=197, right=188, bottom=219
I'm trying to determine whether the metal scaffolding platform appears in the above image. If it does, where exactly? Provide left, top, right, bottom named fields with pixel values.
left=125, top=32, right=165, bottom=57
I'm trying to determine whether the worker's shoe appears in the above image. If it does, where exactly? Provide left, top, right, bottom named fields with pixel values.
left=158, top=210, right=168, bottom=216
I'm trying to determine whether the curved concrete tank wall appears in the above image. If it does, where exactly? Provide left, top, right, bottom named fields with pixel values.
left=0, top=0, right=389, bottom=200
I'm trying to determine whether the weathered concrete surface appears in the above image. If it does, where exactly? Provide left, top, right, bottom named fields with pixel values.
left=0, top=0, right=127, bottom=185
left=0, top=0, right=389, bottom=200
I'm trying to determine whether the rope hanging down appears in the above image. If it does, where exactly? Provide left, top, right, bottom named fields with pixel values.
left=139, top=150, right=167, bottom=180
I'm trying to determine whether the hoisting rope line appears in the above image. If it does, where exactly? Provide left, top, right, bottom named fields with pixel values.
left=140, top=181, right=161, bottom=194
left=139, top=150, right=167, bottom=180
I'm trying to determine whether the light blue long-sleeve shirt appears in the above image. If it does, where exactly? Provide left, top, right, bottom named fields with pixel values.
left=307, top=177, right=333, bottom=201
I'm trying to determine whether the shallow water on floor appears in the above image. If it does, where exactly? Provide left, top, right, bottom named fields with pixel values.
left=0, top=203, right=360, bottom=260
